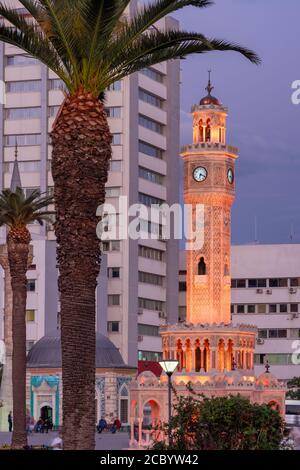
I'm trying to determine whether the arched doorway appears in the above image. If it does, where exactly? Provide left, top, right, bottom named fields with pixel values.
left=142, top=400, right=160, bottom=428
left=40, top=405, right=53, bottom=421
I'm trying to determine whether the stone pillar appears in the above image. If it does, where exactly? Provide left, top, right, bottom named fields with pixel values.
left=138, top=417, right=143, bottom=446
left=130, top=417, right=135, bottom=445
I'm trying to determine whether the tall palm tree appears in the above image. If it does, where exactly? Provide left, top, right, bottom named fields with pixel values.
left=0, top=188, right=53, bottom=449
left=0, top=1, right=259, bottom=449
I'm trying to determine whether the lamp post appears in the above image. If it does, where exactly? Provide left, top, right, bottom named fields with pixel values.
left=159, top=360, right=178, bottom=447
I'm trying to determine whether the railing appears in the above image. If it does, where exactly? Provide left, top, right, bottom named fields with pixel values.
left=181, top=142, right=238, bottom=155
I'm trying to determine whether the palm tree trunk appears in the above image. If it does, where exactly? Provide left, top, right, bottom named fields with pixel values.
left=7, top=240, right=29, bottom=449
left=51, top=89, right=112, bottom=450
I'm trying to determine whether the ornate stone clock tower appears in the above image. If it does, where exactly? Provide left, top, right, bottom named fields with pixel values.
left=129, top=77, right=286, bottom=446
left=182, top=74, right=237, bottom=325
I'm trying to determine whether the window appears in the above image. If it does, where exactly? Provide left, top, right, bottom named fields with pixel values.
left=107, top=321, right=119, bottom=333
left=254, top=354, right=266, bottom=365
left=291, top=304, right=299, bottom=313
left=279, top=304, right=288, bottom=313
left=231, top=304, right=234, bottom=314
left=26, top=309, right=35, bottom=322
left=198, top=257, right=206, bottom=275
left=7, top=55, right=38, bottom=66
left=138, top=298, right=163, bottom=311
left=138, top=324, right=160, bottom=337
left=139, top=245, right=163, bottom=261
left=231, top=279, right=246, bottom=288
left=107, top=81, right=121, bottom=91
left=139, top=193, right=164, bottom=207
left=138, top=140, right=163, bottom=159
left=247, top=304, right=255, bottom=313
left=107, top=267, right=120, bottom=279
left=112, top=133, right=122, bottom=145
left=138, top=350, right=163, bottom=361
left=269, top=278, right=288, bottom=288
left=269, top=329, right=287, bottom=339
left=139, top=166, right=163, bottom=185
left=26, top=340, right=35, bottom=352
left=4, top=161, right=40, bottom=173
left=108, top=294, right=120, bottom=306
left=258, top=329, right=268, bottom=339
left=27, top=279, right=36, bottom=292
left=49, top=79, right=66, bottom=91
left=139, top=271, right=164, bottom=286
left=106, top=187, right=120, bottom=197
left=290, top=278, right=300, bottom=287
left=269, top=304, right=277, bottom=313
left=5, top=134, right=41, bottom=146
left=139, top=115, right=163, bottom=134
left=290, top=329, right=300, bottom=339
left=257, top=304, right=267, bottom=314
left=179, top=281, right=187, bottom=292
left=119, top=385, right=129, bottom=424
left=109, top=160, right=122, bottom=172
left=248, top=279, right=267, bottom=288
left=140, top=68, right=164, bottom=83
left=105, top=107, right=122, bottom=118
left=48, top=106, right=60, bottom=118
left=179, top=306, right=186, bottom=322
left=5, top=107, right=41, bottom=120
left=102, top=241, right=121, bottom=252
left=7, top=80, right=41, bottom=93
left=24, top=187, right=40, bottom=197
left=237, top=305, right=245, bottom=314
left=139, top=88, right=163, bottom=108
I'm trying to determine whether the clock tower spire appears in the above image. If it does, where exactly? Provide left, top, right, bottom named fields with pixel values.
left=182, top=77, right=238, bottom=325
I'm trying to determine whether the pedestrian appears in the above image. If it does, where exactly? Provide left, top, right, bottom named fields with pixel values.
left=51, top=431, right=63, bottom=450
left=8, top=411, right=12, bottom=432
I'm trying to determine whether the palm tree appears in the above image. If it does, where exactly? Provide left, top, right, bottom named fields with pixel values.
left=0, top=0, right=260, bottom=449
left=0, top=188, right=53, bottom=449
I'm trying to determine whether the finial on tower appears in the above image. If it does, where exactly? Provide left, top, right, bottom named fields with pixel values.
left=200, top=70, right=220, bottom=106
left=206, top=70, right=214, bottom=96
left=10, top=139, right=22, bottom=191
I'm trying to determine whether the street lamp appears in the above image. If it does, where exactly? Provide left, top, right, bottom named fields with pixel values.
left=159, top=360, right=178, bottom=447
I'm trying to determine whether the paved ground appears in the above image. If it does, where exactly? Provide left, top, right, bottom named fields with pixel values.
left=0, top=431, right=130, bottom=450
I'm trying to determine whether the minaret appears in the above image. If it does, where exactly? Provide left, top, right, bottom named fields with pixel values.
left=10, top=141, right=22, bottom=191
left=181, top=73, right=238, bottom=325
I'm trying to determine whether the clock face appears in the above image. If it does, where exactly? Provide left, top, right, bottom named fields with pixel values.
left=227, top=168, right=234, bottom=184
left=193, top=166, right=207, bottom=182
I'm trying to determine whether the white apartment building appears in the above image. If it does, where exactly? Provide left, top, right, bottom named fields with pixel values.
left=0, top=0, right=180, bottom=367
left=179, top=245, right=300, bottom=381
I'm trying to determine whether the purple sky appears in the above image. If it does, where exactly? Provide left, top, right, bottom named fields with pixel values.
left=173, top=0, right=300, bottom=245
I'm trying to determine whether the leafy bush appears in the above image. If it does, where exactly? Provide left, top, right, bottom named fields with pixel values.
left=153, top=394, right=283, bottom=450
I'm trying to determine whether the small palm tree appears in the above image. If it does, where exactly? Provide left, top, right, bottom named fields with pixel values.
left=0, top=188, right=53, bottom=449
left=0, top=1, right=259, bottom=449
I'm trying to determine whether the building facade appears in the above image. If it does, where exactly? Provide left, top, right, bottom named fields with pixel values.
left=0, top=0, right=180, bottom=367
left=179, top=244, right=300, bottom=381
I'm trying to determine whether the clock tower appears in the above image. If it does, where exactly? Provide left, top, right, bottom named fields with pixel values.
left=182, top=74, right=237, bottom=325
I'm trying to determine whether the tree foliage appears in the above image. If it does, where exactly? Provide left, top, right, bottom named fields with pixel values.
left=153, top=394, right=284, bottom=450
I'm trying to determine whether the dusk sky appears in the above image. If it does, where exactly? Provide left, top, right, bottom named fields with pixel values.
left=173, top=0, right=300, bottom=245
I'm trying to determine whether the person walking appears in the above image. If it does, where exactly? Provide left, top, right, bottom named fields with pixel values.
left=8, top=411, right=13, bottom=432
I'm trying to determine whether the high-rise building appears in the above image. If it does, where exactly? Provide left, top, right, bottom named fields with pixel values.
left=0, top=0, right=180, bottom=367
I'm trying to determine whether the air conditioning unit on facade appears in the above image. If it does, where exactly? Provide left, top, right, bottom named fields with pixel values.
left=289, top=288, right=297, bottom=294
left=158, top=311, right=167, bottom=319
left=290, top=313, right=299, bottom=319
left=266, top=289, right=272, bottom=295
left=138, top=335, right=144, bottom=342
left=256, top=288, right=263, bottom=294
left=256, top=338, right=265, bottom=345
left=138, top=308, right=143, bottom=315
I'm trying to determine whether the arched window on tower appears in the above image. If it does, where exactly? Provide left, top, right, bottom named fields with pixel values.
left=119, top=384, right=129, bottom=425
left=199, top=119, right=204, bottom=142
left=219, top=127, right=222, bottom=143
left=198, top=257, right=206, bottom=275
left=206, top=119, right=211, bottom=142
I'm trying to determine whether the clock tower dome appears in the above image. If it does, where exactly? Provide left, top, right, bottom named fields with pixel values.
left=182, top=74, right=238, bottom=325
